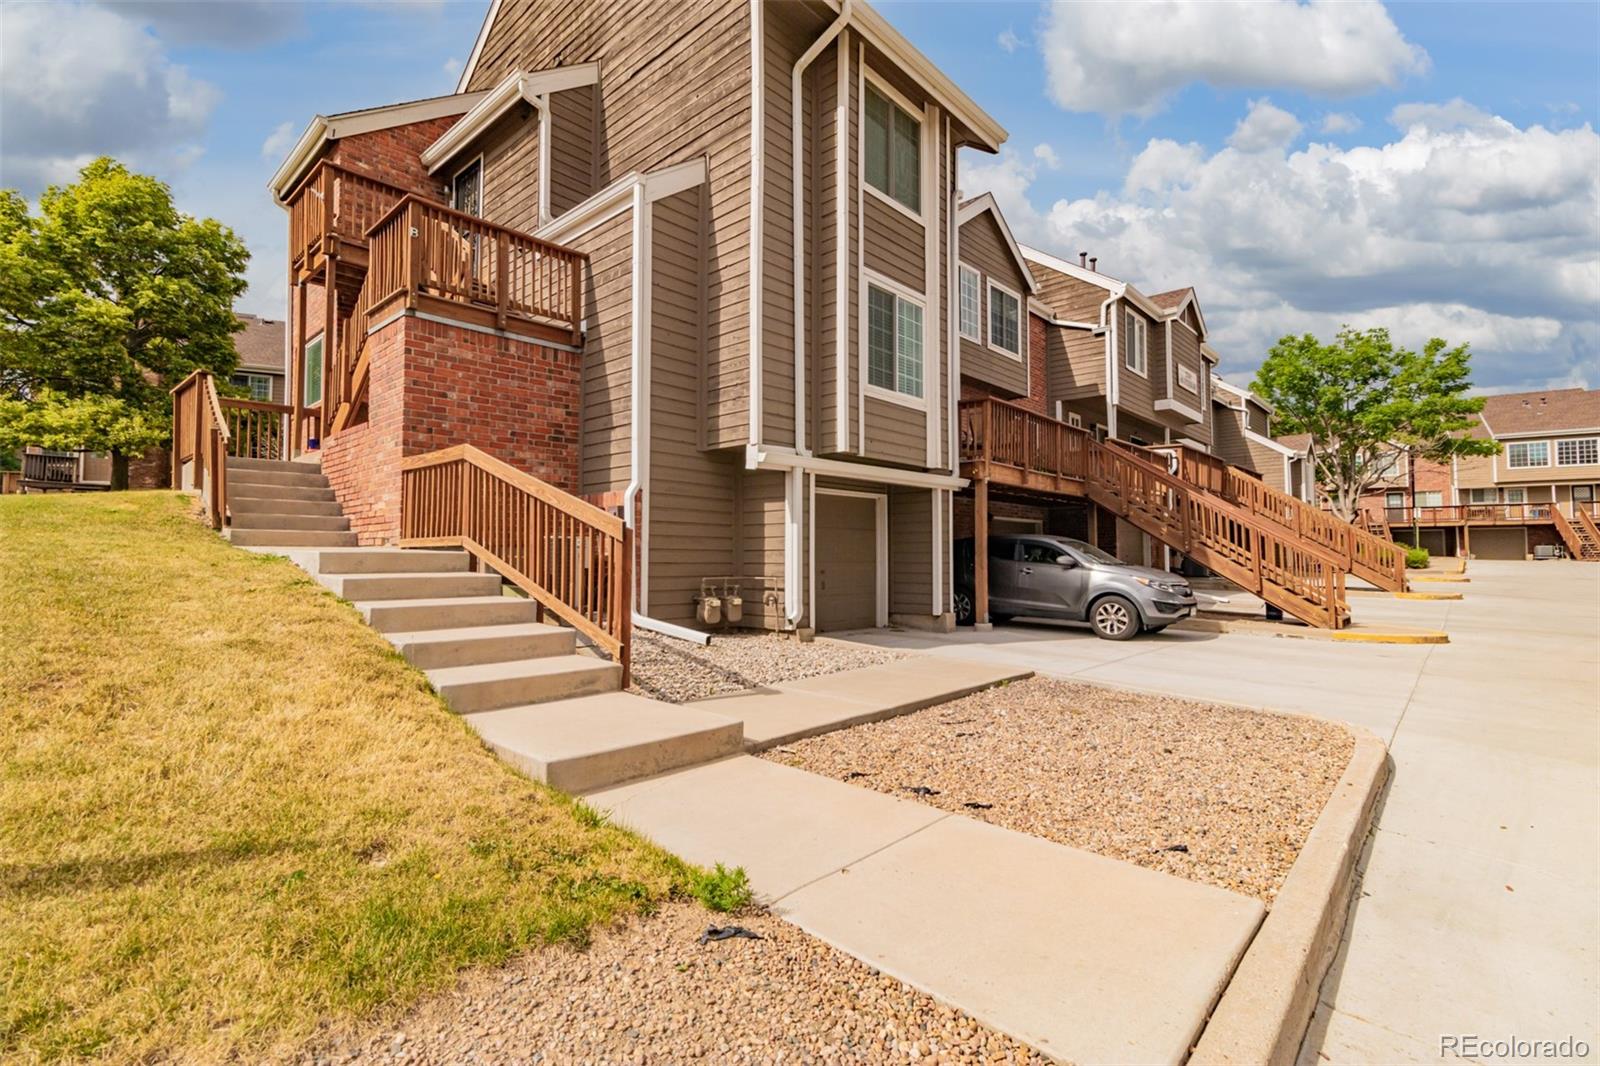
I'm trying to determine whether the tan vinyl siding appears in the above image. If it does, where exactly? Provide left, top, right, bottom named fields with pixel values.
left=1116, top=300, right=1158, bottom=422
left=737, top=469, right=788, bottom=629
left=759, top=4, right=804, bottom=448
left=810, top=39, right=844, bottom=453
left=1246, top=402, right=1270, bottom=436
left=466, top=0, right=753, bottom=449
left=958, top=213, right=1027, bottom=396
left=1045, top=325, right=1105, bottom=401
left=479, top=109, right=540, bottom=233
left=548, top=85, right=596, bottom=217
left=889, top=485, right=933, bottom=617
left=1211, top=408, right=1259, bottom=474
left=864, top=395, right=926, bottom=466
left=647, top=186, right=736, bottom=624
left=565, top=210, right=634, bottom=496
left=1170, top=321, right=1203, bottom=402
left=863, top=195, right=924, bottom=292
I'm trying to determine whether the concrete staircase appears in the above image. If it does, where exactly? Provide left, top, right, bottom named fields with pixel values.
left=223, top=456, right=742, bottom=791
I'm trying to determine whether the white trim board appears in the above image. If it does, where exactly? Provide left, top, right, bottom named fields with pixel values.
left=421, top=65, right=599, bottom=173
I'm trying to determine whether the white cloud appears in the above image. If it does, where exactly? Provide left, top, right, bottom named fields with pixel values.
left=986, top=101, right=1600, bottom=392
left=1040, top=0, right=1429, bottom=117
left=1321, top=112, right=1362, bottom=135
left=102, top=1, right=301, bottom=46
left=1228, top=99, right=1303, bottom=152
left=959, top=142, right=1064, bottom=233
left=997, top=28, right=1021, bottom=53
left=1033, top=143, right=1062, bottom=170
left=1, top=2, right=220, bottom=192
left=260, top=121, right=297, bottom=161
left=443, top=56, right=463, bottom=77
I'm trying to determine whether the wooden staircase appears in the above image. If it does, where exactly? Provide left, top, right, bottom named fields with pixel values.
left=1555, top=506, right=1600, bottom=560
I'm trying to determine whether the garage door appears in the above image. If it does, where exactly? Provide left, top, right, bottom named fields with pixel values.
left=1470, top=527, right=1527, bottom=560
left=816, top=494, right=877, bottom=631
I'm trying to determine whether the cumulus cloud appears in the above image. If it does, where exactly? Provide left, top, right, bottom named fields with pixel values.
left=1228, top=99, right=1303, bottom=152
left=260, top=121, right=298, bottom=161
left=1040, top=0, right=1428, bottom=117
left=997, top=28, right=1021, bottom=53
left=102, top=1, right=302, bottom=46
left=1, top=2, right=220, bottom=192
left=959, top=143, right=1064, bottom=234
left=965, top=100, right=1600, bottom=391
left=1321, top=112, right=1362, bottom=135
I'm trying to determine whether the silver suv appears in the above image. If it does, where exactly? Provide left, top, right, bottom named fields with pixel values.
left=955, top=535, right=1197, bottom=639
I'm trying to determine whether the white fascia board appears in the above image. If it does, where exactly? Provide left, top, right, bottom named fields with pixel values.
left=746, top=445, right=969, bottom=491
left=422, top=65, right=599, bottom=173
left=1244, top=427, right=1299, bottom=457
left=1026, top=296, right=1056, bottom=318
left=455, top=0, right=502, bottom=92
left=269, top=93, right=488, bottom=200
left=1209, top=375, right=1275, bottom=414
left=1493, top=426, right=1600, bottom=440
left=956, top=193, right=1038, bottom=293
left=535, top=158, right=708, bottom=244
left=1019, top=243, right=1123, bottom=295
left=1154, top=398, right=1206, bottom=424
left=1200, top=342, right=1221, bottom=364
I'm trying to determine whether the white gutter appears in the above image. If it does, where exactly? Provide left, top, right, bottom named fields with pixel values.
left=792, top=0, right=854, bottom=458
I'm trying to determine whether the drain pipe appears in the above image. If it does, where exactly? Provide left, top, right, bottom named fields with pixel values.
left=791, top=0, right=853, bottom=457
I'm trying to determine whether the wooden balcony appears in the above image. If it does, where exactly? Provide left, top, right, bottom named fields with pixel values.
left=287, top=161, right=414, bottom=289
left=958, top=397, right=1089, bottom=496
left=1386, top=504, right=1558, bottom=526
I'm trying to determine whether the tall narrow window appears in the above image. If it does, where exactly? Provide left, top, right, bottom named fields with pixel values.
left=958, top=265, right=982, bottom=341
left=864, top=84, right=920, bottom=214
left=452, top=158, right=482, bottom=216
left=1124, top=311, right=1147, bottom=375
left=987, top=282, right=1020, bottom=357
left=303, top=336, right=324, bottom=407
left=866, top=282, right=923, bottom=399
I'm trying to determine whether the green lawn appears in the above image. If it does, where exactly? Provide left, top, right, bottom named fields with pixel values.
left=0, top=492, right=737, bottom=1063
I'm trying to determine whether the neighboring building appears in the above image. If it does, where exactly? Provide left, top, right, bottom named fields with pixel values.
left=230, top=314, right=289, bottom=403
left=269, top=0, right=1008, bottom=635
left=1209, top=376, right=1315, bottom=502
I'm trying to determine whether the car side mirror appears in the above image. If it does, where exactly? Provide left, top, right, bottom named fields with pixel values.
left=1055, top=554, right=1077, bottom=568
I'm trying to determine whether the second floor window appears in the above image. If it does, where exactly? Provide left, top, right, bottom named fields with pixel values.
left=1124, top=311, right=1147, bottom=375
left=866, top=283, right=923, bottom=400
left=958, top=265, right=981, bottom=341
left=988, top=282, right=1020, bottom=357
left=453, top=158, right=482, bottom=216
left=1506, top=441, right=1549, bottom=468
left=1556, top=437, right=1598, bottom=466
left=864, top=84, right=920, bottom=215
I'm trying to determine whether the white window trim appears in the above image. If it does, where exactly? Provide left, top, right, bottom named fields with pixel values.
left=861, top=69, right=924, bottom=223
left=1066, top=411, right=1084, bottom=429
left=957, top=262, right=982, bottom=343
left=985, top=278, right=1023, bottom=360
left=862, top=270, right=928, bottom=410
left=1506, top=440, right=1551, bottom=469
left=1123, top=310, right=1148, bottom=378
left=1555, top=436, right=1599, bottom=466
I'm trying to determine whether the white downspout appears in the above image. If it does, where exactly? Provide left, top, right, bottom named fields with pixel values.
left=748, top=0, right=765, bottom=447
left=791, top=0, right=853, bottom=458
left=1101, top=292, right=1119, bottom=439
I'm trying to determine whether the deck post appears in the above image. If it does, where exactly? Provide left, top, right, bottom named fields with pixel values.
left=292, top=279, right=306, bottom=455
left=323, top=256, right=338, bottom=427
left=974, top=478, right=990, bottom=627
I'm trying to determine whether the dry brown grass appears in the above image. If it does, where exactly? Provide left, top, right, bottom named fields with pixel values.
left=0, top=492, right=718, bottom=1063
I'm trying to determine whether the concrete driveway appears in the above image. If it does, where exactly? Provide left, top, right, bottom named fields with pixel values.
left=841, top=559, right=1599, bottom=1063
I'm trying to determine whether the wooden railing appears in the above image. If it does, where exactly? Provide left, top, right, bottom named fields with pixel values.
left=1218, top=468, right=1407, bottom=592
left=1385, top=504, right=1555, bottom=525
left=1572, top=508, right=1600, bottom=560
left=221, top=398, right=292, bottom=460
left=399, top=445, right=632, bottom=682
left=171, top=371, right=232, bottom=529
left=959, top=397, right=1087, bottom=490
left=21, top=451, right=78, bottom=486
left=287, top=161, right=413, bottom=269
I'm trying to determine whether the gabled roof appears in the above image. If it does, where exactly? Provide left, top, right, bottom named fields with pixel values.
left=233, top=314, right=285, bottom=373
left=1477, top=388, right=1600, bottom=437
left=1147, top=287, right=1192, bottom=309
left=957, top=193, right=1037, bottom=294
left=454, top=0, right=1007, bottom=151
left=1018, top=244, right=1199, bottom=324
left=421, top=64, right=600, bottom=173
left=1211, top=375, right=1275, bottom=414
left=1275, top=432, right=1314, bottom=455
left=268, top=91, right=487, bottom=200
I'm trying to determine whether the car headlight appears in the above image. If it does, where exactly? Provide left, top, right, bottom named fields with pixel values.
left=1135, top=576, right=1188, bottom=595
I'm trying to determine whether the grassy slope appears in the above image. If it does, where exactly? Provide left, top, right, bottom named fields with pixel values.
left=0, top=493, right=704, bottom=1063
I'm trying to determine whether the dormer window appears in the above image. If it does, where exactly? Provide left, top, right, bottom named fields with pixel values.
left=864, top=83, right=920, bottom=215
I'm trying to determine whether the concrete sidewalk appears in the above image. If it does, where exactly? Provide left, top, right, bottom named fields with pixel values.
left=837, top=560, right=1600, bottom=1062
left=588, top=754, right=1264, bottom=1064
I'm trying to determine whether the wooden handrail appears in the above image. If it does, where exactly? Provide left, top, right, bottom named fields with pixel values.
left=287, top=161, right=415, bottom=266
left=398, top=445, right=632, bottom=683
left=1385, top=503, right=1557, bottom=524
left=170, top=371, right=231, bottom=529
left=220, top=397, right=292, bottom=461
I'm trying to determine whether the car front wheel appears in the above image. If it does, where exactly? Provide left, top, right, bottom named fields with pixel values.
left=1090, top=595, right=1140, bottom=640
left=954, top=590, right=974, bottom=626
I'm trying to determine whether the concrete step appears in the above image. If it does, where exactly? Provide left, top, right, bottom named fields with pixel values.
left=230, top=484, right=337, bottom=503
left=290, top=547, right=471, bottom=575
left=227, top=468, right=330, bottom=490
left=359, top=595, right=539, bottom=633
left=465, top=692, right=744, bottom=793
left=228, top=496, right=345, bottom=517
left=427, top=655, right=622, bottom=712
left=230, top=511, right=351, bottom=531
left=388, top=622, right=576, bottom=669
left=226, top=528, right=359, bottom=548
left=324, top=571, right=503, bottom=602
left=227, top=457, right=316, bottom=473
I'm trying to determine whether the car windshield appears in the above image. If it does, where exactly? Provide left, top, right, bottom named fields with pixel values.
left=1054, top=538, right=1125, bottom=566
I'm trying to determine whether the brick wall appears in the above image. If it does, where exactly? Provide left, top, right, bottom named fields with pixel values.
left=958, top=313, right=1051, bottom=416
left=320, top=314, right=582, bottom=544
left=326, top=118, right=456, bottom=201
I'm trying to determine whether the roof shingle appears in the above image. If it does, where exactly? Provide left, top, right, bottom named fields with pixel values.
left=234, top=314, right=286, bottom=374
left=1478, top=388, right=1600, bottom=436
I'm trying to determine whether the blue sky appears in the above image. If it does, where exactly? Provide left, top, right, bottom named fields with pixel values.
left=3, top=0, right=1597, bottom=392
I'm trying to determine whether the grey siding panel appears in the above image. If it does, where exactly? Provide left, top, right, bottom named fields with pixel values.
left=1211, top=410, right=1256, bottom=472
left=863, top=195, right=924, bottom=293
left=958, top=213, right=1027, bottom=396
left=1117, top=300, right=1159, bottom=422
left=1046, top=326, right=1105, bottom=401
left=648, top=186, right=736, bottom=625
left=889, top=485, right=932, bottom=617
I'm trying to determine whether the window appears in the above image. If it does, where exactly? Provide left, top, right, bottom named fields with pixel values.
left=1416, top=491, right=1443, bottom=508
left=1385, top=490, right=1405, bottom=509
left=1020, top=541, right=1062, bottom=564
left=1506, top=441, right=1549, bottom=468
left=1573, top=485, right=1595, bottom=503
left=302, top=337, right=324, bottom=407
left=1556, top=437, right=1598, bottom=466
left=864, top=83, right=920, bottom=214
left=452, top=158, right=482, bottom=216
left=958, top=265, right=982, bottom=341
left=987, top=282, right=1021, bottom=357
left=232, top=373, right=273, bottom=402
left=866, top=283, right=923, bottom=400
left=1123, top=311, right=1147, bottom=375
left=1467, top=488, right=1495, bottom=504
left=1504, top=488, right=1526, bottom=504
left=1066, top=411, right=1084, bottom=429
left=1177, top=365, right=1198, bottom=393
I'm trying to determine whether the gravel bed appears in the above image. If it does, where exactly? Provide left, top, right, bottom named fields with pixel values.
left=290, top=902, right=1049, bottom=1065
left=763, top=677, right=1354, bottom=902
left=629, top=631, right=908, bottom=704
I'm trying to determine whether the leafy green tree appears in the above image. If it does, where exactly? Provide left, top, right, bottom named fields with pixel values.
left=0, top=158, right=248, bottom=487
left=1252, top=327, right=1500, bottom=524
